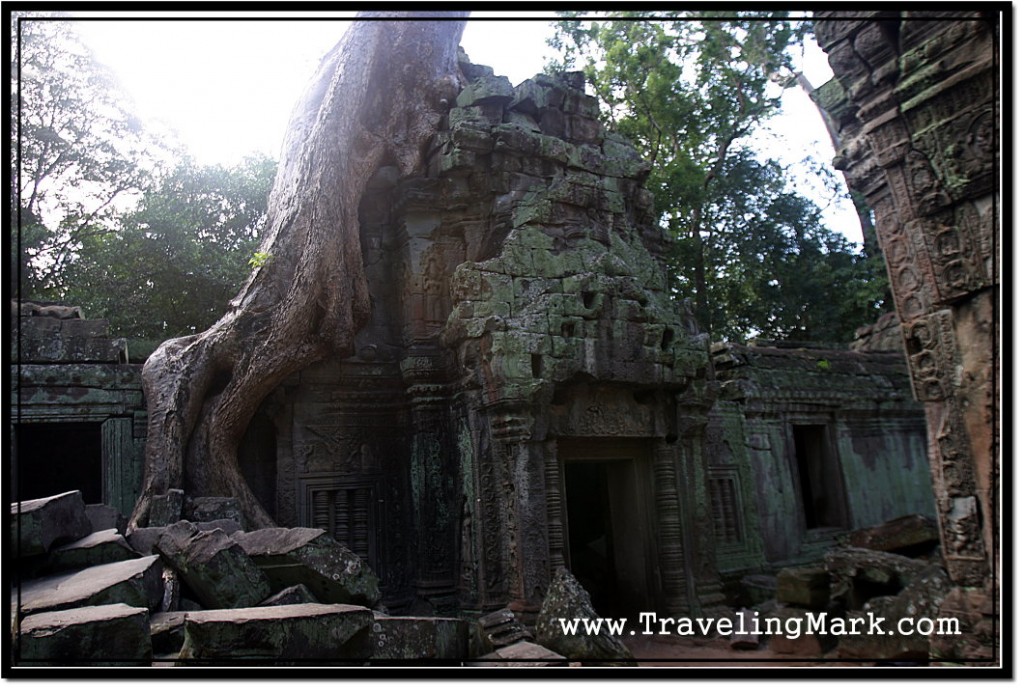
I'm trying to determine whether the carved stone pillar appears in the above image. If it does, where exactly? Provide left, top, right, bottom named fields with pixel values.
left=816, top=12, right=997, bottom=589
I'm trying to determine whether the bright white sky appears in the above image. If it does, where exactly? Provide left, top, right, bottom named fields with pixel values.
left=70, top=11, right=859, bottom=243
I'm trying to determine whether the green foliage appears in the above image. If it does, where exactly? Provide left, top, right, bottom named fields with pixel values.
left=549, top=13, right=887, bottom=342
left=248, top=251, right=272, bottom=269
left=62, top=155, right=276, bottom=340
left=12, top=15, right=165, bottom=297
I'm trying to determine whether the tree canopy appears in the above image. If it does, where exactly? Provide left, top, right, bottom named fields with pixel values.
left=12, top=15, right=275, bottom=344
left=548, top=12, right=887, bottom=342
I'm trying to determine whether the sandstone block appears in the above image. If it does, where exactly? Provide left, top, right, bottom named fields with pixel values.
left=233, top=527, right=380, bottom=607
left=185, top=496, right=245, bottom=527
left=178, top=603, right=373, bottom=661
left=16, top=555, right=162, bottom=616
left=16, top=603, right=151, bottom=666
left=85, top=504, right=127, bottom=535
left=49, top=529, right=140, bottom=572
left=776, top=566, right=831, bottom=608
left=841, top=514, right=939, bottom=555
left=147, top=489, right=184, bottom=527
left=156, top=521, right=270, bottom=609
left=11, top=490, right=92, bottom=557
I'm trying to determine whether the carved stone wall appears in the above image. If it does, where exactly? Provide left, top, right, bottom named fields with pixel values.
left=815, top=13, right=998, bottom=658
left=709, top=341, right=933, bottom=570
left=248, top=53, right=721, bottom=617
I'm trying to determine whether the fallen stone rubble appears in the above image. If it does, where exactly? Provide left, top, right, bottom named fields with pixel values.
left=10, top=490, right=586, bottom=666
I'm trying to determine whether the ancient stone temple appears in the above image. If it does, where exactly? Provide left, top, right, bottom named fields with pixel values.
left=706, top=338, right=934, bottom=576
left=241, top=53, right=721, bottom=618
left=11, top=302, right=146, bottom=516
left=813, top=12, right=999, bottom=656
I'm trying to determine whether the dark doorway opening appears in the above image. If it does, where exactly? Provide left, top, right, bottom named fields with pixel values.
left=792, top=424, right=848, bottom=530
left=15, top=422, right=103, bottom=503
left=563, top=450, right=655, bottom=617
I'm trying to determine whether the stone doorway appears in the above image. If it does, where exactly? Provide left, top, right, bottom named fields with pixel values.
left=791, top=424, right=849, bottom=531
left=560, top=441, right=657, bottom=618
left=14, top=422, right=103, bottom=503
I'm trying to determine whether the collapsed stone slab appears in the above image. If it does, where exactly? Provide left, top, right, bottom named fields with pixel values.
left=15, top=603, right=152, bottom=666
left=49, top=528, right=140, bottom=572
left=16, top=555, right=162, bottom=616
left=155, top=521, right=271, bottom=609
left=233, top=527, right=380, bottom=607
left=177, top=603, right=373, bottom=662
left=11, top=490, right=92, bottom=557
left=535, top=567, right=635, bottom=665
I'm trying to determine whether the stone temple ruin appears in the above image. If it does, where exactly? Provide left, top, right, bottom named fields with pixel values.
left=10, top=13, right=999, bottom=667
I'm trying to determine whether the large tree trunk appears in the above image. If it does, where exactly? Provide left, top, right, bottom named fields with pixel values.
left=130, top=14, right=467, bottom=530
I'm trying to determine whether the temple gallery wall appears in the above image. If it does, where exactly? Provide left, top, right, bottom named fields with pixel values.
left=11, top=12, right=998, bottom=664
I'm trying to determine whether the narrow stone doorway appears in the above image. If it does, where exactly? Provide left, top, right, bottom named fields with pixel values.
left=792, top=424, right=849, bottom=530
left=560, top=441, right=657, bottom=618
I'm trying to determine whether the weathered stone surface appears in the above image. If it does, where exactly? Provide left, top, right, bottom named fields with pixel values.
left=776, top=566, right=831, bottom=609
left=186, top=496, right=245, bottom=528
left=49, top=528, right=140, bottom=572
left=11, top=491, right=92, bottom=557
left=369, top=616, right=468, bottom=660
left=929, top=584, right=996, bottom=661
left=260, top=583, right=319, bottom=607
left=472, top=607, right=532, bottom=655
left=16, top=555, right=162, bottom=616
left=840, top=514, right=939, bottom=555
left=125, top=526, right=166, bottom=555
left=470, top=640, right=568, bottom=667
left=835, top=565, right=954, bottom=661
left=147, top=489, right=184, bottom=527
left=15, top=603, right=151, bottom=666
left=233, top=527, right=380, bottom=607
left=85, top=504, right=127, bottom=535
left=155, top=521, right=271, bottom=609
left=825, top=547, right=929, bottom=610
left=178, top=603, right=373, bottom=662
left=535, top=568, right=635, bottom=665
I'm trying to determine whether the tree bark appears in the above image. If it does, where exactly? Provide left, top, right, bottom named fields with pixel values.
left=129, top=14, right=467, bottom=530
